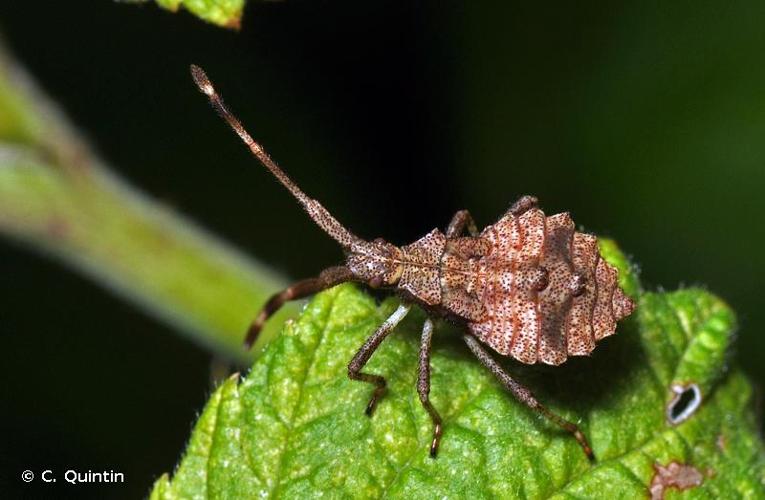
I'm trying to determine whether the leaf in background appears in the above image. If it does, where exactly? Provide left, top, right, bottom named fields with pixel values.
left=150, top=242, right=765, bottom=498
left=151, top=0, right=246, bottom=29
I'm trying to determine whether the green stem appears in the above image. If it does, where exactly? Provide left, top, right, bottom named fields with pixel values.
left=0, top=40, right=294, bottom=363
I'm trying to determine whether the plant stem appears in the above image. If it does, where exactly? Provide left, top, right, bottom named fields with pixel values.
left=0, top=40, right=294, bottom=364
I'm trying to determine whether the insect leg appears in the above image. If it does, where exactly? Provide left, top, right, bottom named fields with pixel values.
left=417, top=318, right=443, bottom=458
left=463, top=334, right=595, bottom=461
left=348, top=304, right=411, bottom=416
left=507, top=195, right=538, bottom=216
left=244, top=265, right=354, bottom=348
left=446, top=209, right=479, bottom=237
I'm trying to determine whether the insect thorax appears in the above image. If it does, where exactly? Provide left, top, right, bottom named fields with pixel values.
left=345, top=231, right=447, bottom=305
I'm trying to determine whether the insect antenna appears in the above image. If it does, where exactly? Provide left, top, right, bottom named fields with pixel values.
left=190, top=64, right=366, bottom=251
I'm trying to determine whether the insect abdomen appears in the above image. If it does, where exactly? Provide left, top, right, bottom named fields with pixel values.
left=466, top=208, right=635, bottom=365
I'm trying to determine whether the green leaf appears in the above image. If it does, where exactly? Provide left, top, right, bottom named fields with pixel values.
left=151, top=242, right=765, bottom=498
left=153, top=0, right=245, bottom=29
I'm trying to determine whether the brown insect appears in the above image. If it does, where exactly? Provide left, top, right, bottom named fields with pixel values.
left=190, top=65, right=636, bottom=460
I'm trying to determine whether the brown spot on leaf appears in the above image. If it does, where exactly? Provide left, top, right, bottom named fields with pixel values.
left=224, top=15, right=242, bottom=31
left=649, top=462, right=703, bottom=500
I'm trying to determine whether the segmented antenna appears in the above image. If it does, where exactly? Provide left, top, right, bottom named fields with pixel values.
left=190, top=64, right=365, bottom=251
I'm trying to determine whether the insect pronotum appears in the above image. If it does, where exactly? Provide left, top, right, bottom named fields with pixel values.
left=190, top=65, right=636, bottom=460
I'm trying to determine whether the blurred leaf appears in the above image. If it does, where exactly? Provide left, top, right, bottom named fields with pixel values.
left=152, top=0, right=245, bottom=29
left=150, top=243, right=765, bottom=498
left=0, top=42, right=296, bottom=362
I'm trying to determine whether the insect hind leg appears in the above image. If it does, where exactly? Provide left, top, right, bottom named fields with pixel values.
left=463, top=334, right=595, bottom=461
left=244, top=265, right=353, bottom=348
left=417, top=318, right=443, bottom=457
left=348, top=304, right=411, bottom=415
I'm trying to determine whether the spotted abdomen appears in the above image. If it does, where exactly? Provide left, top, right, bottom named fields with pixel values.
left=462, top=208, right=635, bottom=365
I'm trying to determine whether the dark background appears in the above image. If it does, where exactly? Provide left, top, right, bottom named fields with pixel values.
left=1, top=1, right=763, bottom=498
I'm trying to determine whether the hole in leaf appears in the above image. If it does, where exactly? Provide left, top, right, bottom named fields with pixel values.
left=667, top=383, right=702, bottom=425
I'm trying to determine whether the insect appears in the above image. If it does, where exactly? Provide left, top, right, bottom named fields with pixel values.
left=190, top=65, right=636, bottom=460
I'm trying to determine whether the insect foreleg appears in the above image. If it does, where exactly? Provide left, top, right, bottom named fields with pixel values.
left=446, top=209, right=479, bottom=238
left=417, top=318, right=443, bottom=458
left=463, top=334, right=595, bottom=461
left=244, top=265, right=354, bottom=348
left=348, top=304, right=411, bottom=416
